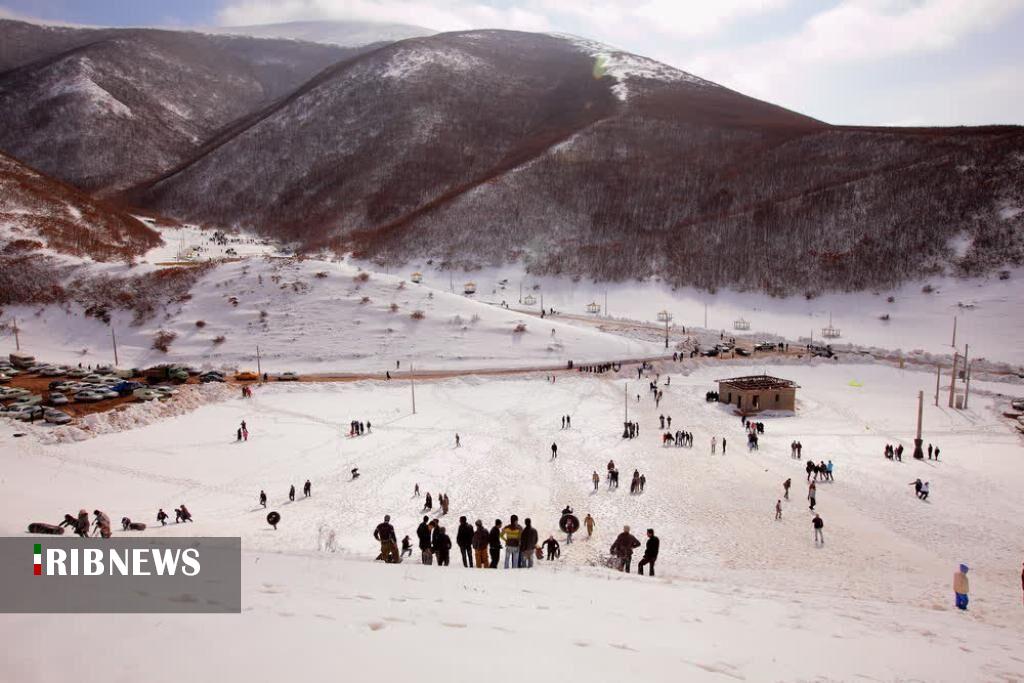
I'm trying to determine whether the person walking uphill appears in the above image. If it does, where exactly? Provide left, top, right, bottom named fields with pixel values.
left=433, top=526, right=452, bottom=567
left=812, top=514, right=824, bottom=545
left=954, top=564, right=970, bottom=610
left=610, top=526, right=641, bottom=573
left=456, top=516, right=474, bottom=568
left=472, top=520, right=489, bottom=569
left=501, top=516, right=523, bottom=569
left=584, top=513, right=595, bottom=538
left=519, top=518, right=539, bottom=568
left=637, top=529, right=659, bottom=576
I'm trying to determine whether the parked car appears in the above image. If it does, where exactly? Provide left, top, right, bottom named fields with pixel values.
left=753, top=342, right=776, bottom=352
left=200, top=373, right=226, bottom=383
left=98, top=389, right=120, bottom=400
left=66, top=368, right=89, bottom=378
left=700, top=347, right=719, bottom=357
left=43, top=408, right=72, bottom=425
left=73, top=390, right=105, bottom=402
left=5, top=405, right=43, bottom=421
left=39, top=367, right=64, bottom=377
left=735, top=348, right=751, bottom=357
left=153, top=386, right=179, bottom=398
left=133, top=388, right=160, bottom=401
left=48, top=393, right=69, bottom=406
left=0, top=374, right=11, bottom=384
left=0, top=387, right=31, bottom=399
left=8, top=395, right=42, bottom=408
left=112, top=381, right=144, bottom=396
left=278, top=372, right=299, bottom=381
left=235, top=370, right=259, bottom=381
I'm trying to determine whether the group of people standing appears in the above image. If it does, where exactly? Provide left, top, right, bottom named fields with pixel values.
left=349, top=420, right=371, bottom=436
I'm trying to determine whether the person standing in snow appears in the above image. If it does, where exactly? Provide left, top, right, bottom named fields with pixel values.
left=488, top=519, right=503, bottom=568
left=592, top=471, right=600, bottom=492
left=501, top=516, right=523, bottom=569
left=373, top=515, right=400, bottom=564
left=456, top=516, right=474, bottom=568
left=237, top=427, right=242, bottom=441
left=519, top=518, right=539, bottom=568
left=542, top=535, right=561, bottom=561
left=812, top=514, right=824, bottom=545
left=259, top=490, right=267, bottom=508
left=566, top=415, right=571, bottom=428
left=808, top=481, right=817, bottom=511
left=289, top=484, right=296, bottom=502
left=711, top=436, right=717, bottom=454
left=303, top=480, right=311, bottom=497
left=954, top=564, right=970, bottom=610
left=424, top=492, right=433, bottom=512
left=413, top=483, right=420, bottom=497
left=92, top=510, right=112, bottom=538
left=472, top=520, right=489, bottom=569
left=433, top=526, right=452, bottom=567
left=775, top=500, right=782, bottom=520
left=610, top=526, right=641, bottom=573
left=636, top=529, right=659, bottom=576
left=455, top=433, right=461, bottom=448
left=783, top=478, right=791, bottom=500
left=417, top=516, right=433, bottom=565
left=722, top=437, right=727, bottom=455
left=551, top=442, right=558, bottom=460
left=561, top=416, right=566, bottom=429
left=584, top=514, right=595, bottom=538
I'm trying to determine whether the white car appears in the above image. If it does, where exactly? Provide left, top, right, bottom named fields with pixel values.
left=98, top=389, right=120, bottom=400
left=39, top=367, right=64, bottom=377
left=66, top=368, right=88, bottom=378
left=43, top=409, right=72, bottom=425
left=278, top=372, right=300, bottom=381
left=0, top=387, right=31, bottom=399
left=0, top=374, right=10, bottom=384
left=8, top=395, right=42, bottom=408
left=5, top=405, right=43, bottom=421
left=153, top=386, right=179, bottom=398
left=48, top=393, right=70, bottom=406
left=74, top=390, right=104, bottom=402
left=133, top=388, right=160, bottom=401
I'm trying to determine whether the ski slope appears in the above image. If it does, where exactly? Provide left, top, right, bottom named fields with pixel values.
left=2, top=361, right=1023, bottom=680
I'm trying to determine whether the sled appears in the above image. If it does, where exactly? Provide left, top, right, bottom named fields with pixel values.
left=266, top=511, right=281, bottom=528
left=126, top=522, right=147, bottom=531
left=559, top=514, right=580, bottom=534
left=28, top=522, right=64, bottom=535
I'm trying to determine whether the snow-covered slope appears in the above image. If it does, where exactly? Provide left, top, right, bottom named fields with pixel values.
left=213, top=20, right=434, bottom=47
left=2, top=362, right=1023, bottom=680
left=1, top=258, right=664, bottom=372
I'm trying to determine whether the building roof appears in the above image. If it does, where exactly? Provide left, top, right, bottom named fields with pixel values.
left=716, top=374, right=799, bottom=391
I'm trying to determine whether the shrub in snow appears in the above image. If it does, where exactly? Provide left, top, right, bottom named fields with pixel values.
left=213, top=335, right=226, bottom=345
left=389, top=303, right=399, bottom=312
left=195, top=320, right=206, bottom=328
left=152, top=329, right=177, bottom=352
left=411, top=310, right=425, bottom=320
left=315, top=271, right=328, bottom=279
left=360, top=296, right=371, bottom=304
left=354, top=272, right=370, bottom=283
left=513, top=323, right=527, bottom=333
left=922, top=284, right=935, bottom=293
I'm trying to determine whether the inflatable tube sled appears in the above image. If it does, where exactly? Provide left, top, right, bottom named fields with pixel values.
left=28, top=522, right=64, bottom=535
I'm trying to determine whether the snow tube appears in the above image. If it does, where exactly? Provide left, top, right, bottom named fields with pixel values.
left=559, top=514, right=580, bottom=534
left=28, top=523, right=64, bottom=535
left=266, top=511, right=281, bottom=527
left=127, top=522, right=147, bottom=531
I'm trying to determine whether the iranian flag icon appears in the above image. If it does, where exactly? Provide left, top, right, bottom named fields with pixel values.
left=34, top=543, right=42, bottom=575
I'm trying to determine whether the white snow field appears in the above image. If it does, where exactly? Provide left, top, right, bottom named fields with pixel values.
left=2, top=361, right=1023, bottom=681
left=411, top=264, right=1024, bottom=367
left=2, top=258, right=663, bottom=373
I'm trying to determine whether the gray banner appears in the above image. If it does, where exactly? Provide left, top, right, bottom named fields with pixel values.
left=0, top=537, right=241, bottom=613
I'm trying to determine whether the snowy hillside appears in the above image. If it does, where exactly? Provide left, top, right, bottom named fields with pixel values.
left=213, top=20, right=434, bottom=46
left=3, top=362, right=1023, bottom=679
left=1, top=258, right=664, bottom=372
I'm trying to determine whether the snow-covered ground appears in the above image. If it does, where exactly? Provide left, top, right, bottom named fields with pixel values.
left=139, top=222, right=284, bottom=264
left=1, top=258, right=664, bottom=373
left=2, top=361, right=1023, bottom=680
left=409, top=264, right=1024, bottom=367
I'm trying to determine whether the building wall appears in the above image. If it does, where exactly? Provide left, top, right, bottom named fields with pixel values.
left=718, top=383, right=796, bottom=413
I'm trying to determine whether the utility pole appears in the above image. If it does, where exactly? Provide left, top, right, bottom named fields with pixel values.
left=704, top=303, right=708, bottom=329
left=948, top=351, right=958, bottom=408
left=951, top=315, right=957, bottom=348
left=913, top=390, right=924, bottom=459
left=13, top=316, right=20, bottom=351
left=604, top=291, right=608, bottom=318
left=256, top=345, right=262, bottom=379
left=960, top=344, right=969, bottom=409
left=410, top=363, right=416, bottom=415
left=964, top=359, right=972, bottom=409
left=111, top=327, right=119, bottom=367
left=934, top=364, right=941, bottom=406
left=624, top=382, right=628, bottom=423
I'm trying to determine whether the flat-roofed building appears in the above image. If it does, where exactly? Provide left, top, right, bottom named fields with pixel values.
left=717, top=374, right=799, bottom=414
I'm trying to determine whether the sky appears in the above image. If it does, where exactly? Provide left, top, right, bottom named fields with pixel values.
left=2, top=0, right=1023, bottom=126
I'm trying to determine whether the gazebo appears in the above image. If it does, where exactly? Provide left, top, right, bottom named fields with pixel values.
left=821, top=313, right=841, bottom=339
left=734, top=317, right=750, bottom=330
left=586, top=301, right=601, bottom=314
left=522, top=293, right=537, bottom=306
left=657, top=310, right=672, bottom=323
left=410, top=272, right=423, bottom=283
left=464, top=282, right=477, bottom=295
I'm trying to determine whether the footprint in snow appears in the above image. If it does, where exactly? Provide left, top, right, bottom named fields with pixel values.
left=367, top=622, right=386, bottom=631
left=442, top=622, right=467, bottom=629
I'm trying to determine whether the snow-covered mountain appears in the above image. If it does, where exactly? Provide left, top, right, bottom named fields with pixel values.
left=211, top=19, right=435, bottom=47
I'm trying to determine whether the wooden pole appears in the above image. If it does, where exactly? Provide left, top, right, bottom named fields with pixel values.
left=948, top=351, right=958, bottom=408
left=13, top=317, right=20, bottom=351
left=604, top=291, right=608, bottom=318
left=410, top=363, right=416, bottom=415
left=704, top=303, right=707, bottom=328
left=256, top=345, right=262, bottom=379
left=964, top=360, right=972, bottom=409
left=913, top=390, right=924, bottom=459
left=111, top=328, right=119, bottom=367
left=934, top=365, right=941, bottom=406
left=951, top=316, right=957, bottom=348
left=624, top=382, right=628, bottom=423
